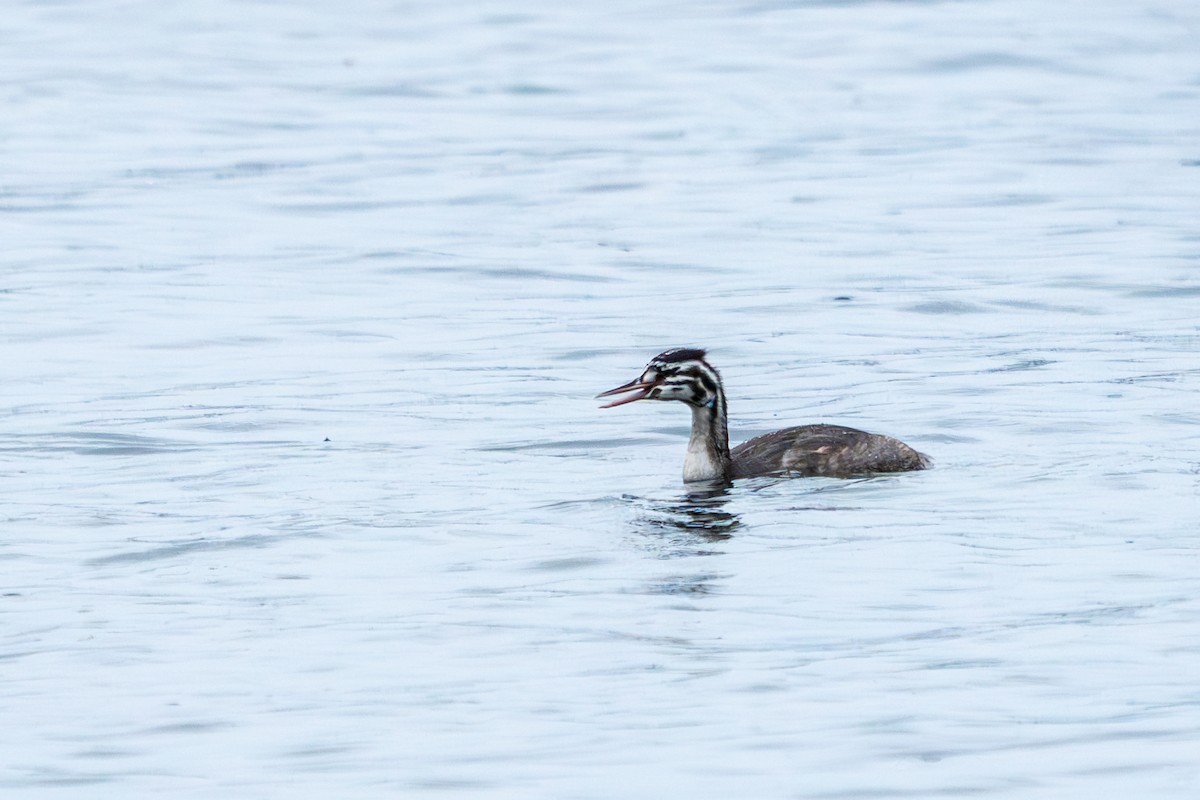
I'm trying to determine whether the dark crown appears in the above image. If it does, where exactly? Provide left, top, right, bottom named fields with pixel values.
left=653, top=347, right=707, bottom=365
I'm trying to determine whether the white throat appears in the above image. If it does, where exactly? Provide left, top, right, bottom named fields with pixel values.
left=682, top=402, right=728, bottom=482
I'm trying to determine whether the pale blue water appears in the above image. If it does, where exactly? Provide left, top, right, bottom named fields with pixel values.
left=4, top=0, right=1199, bottom=797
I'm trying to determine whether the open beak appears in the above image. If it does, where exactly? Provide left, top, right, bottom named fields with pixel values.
left=596, top=378, right=657, bottom=408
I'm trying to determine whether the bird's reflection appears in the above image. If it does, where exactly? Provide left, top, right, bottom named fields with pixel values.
left=667, top=481, right=741, bottom=540
left=627, top=481, right=742, bottom=560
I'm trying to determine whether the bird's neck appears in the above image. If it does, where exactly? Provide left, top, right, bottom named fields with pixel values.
left=684, top=388, right=732, bottom=482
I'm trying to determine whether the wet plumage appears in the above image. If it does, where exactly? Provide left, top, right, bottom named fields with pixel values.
left=597, top=348, right=930, bottom=483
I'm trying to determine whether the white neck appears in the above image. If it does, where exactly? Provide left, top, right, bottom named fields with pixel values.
left=682, top=396, right=731, bottom=482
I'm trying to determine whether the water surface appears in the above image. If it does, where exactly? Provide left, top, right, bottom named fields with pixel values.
left=4, top=0, right=1199, bottom=797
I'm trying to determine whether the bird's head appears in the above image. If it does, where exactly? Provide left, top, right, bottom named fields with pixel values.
left=596, top=348, right=722, bottom=410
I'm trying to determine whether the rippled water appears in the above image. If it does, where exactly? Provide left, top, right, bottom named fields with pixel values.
left=5, top=0, right=1199, bottom=796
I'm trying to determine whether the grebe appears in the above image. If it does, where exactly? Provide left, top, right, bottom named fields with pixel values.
left=597, top=348, right=930, bottom=483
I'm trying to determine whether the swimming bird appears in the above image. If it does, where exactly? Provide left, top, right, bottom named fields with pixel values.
left=597, top=348, right=930, bottom=483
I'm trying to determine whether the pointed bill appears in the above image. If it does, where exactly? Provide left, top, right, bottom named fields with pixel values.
left=596, top=379, right=656, bottom=408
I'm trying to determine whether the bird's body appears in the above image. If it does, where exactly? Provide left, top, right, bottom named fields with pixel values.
left=732, top=424, right=927, bottom=479
left=598, top=348, right=929, bottom=483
